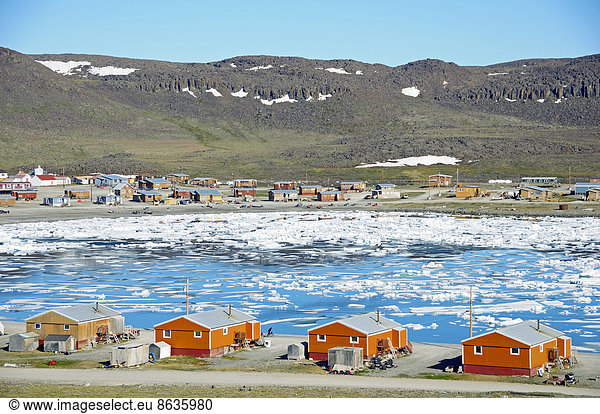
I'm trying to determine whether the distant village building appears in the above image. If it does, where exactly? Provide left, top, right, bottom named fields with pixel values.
left=140, top=178, right=171, bottom=190
left=95, top=175, right=128, bottom=187
left=298, top=185, right=323, bottom=196
left=0, top=195, right=16, bottom=207
left=372, top=184, right=400, bottom=199
left=133, top=190, right=162, bottom=203
left=521, top=177, right=558, bottom=187
left=73, top=176, right=95, bottom=185
left=154, top=307, right=261, bottom=357
left=462, top=320, right=571, bottom=376
left=233, top=188, right=256, bottom=197
left=575, top=182, right=600, bottom=195
left=455, top=184, right=482, bottom=198
left=26, top=303, right=125, bottom=349
left=269, top=189, right=299, bottom=202
left=194, top=188, right=223, bottom=203
left=113, top=182, right=135, bottom=198
left=0, top=169, right=7, bottom=180
left=9, top=332, right=39, bottom=352
left=591, top=177, right=600, bottom=183
left=12, top=189, right=38, bottom=201
left=65, top=189, right=90, bottom=199
left=519, top=186, right=553, bottom=200
left=233, top=179, right=257, bottom=188
left=43, top=197, right=71, bottom=207
left=172, top=188, right=194, bottom=199
left=318, top=191, right=345, bottom=202
left=586, top=188, right=600, bottom=201
left=43, top=334, right=76, bottom=353
left=308, top=312, right=409, bottom=361
left=0, top=180, right=32, bottom=191
left=96, top=194, right=122, bottom=205
left=429, top=174, right=452, bottom=187
left=190, top=177, right=218, bottom=187
left=339, top=181, right=366, bottom=192
left=30, top=174, right=71, bottom=187
left=167, top=174, right=190, bottom=184
left=273, top=181, right=296, bottom=190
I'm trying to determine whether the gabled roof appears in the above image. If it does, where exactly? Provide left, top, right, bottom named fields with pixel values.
left=340, top=181, right=364, bottom=185
left=136, top=190, right=161, bottom=196
left=34, top=175, right=56, bottom=180
left=44, top=334, right=74, bottom=341
left=192, top=177, right=216, bottom=181
left=462, top=320, right=566, bottom=347
left=308, top=312, right=403, bottom=336
left=522, top=177, right=557, bottom=180
left=195, top=189, right=222, bottom=195
left=376, top=183, right=396, bottom=188
left=155, top=307, right=256, bottom=330
left=430, top=174, right=452, bottom=178
left=27, top=303, right=121, bottom=323
left=113, top=182, right=132, bottom=190
left=274, top=181, right=295, bottom=184
left=269, top=189, right=298, bottom=194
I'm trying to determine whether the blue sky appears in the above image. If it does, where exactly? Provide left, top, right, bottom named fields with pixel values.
left=1, top=0, right=598, bottom=66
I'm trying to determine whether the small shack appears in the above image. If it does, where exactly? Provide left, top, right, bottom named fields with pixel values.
left=269, top=189, right=299, bottom=202
left=287, top=343, right=306, bottom=360
left=586, top=188, right=600, bottom=201
left=111, top=343, right=149, bottom=367
left=328, top=346, right=363, bottom=369
left=519, top=186, right=553, bottom=201
left=113, top=183, right=135, bottom=198
left=299, top=185, right=323, bottom=196
left=318, top=191, right=344, bottom=202
left=9, top=332, right=39, bottom=352
left=455, top=184, right=482, bottom=198
left=149, top=341, right=171, bottom=360
left=234, top=188, right=256, bottom=197
left=43, top=334, right=76, bottom=353
left=12, top=189, right=38, bottom=201
left=372, top=184, right=399, bottom=199
left=96, top=194, right=122, bottom=205
left=0, top=195, right=16, bottom=207
left=273, top=181, right=296, bottom=190
left=133, top=191, right=163, bottom=203
left=43, top=197, right=71, bottom=207
left=194, top=188, right=223, bottom=203
left=339, top=182, right=366, bottom=192
left=65, top=189, right=90, bottom=199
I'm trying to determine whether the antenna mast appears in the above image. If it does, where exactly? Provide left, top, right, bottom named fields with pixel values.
left=186, top=279, right=189, bottom=315
left=469, top=286, right=473, bottom=338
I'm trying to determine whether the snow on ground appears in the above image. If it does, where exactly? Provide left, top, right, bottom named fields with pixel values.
left=324, top=68, right=351, bottom=74
left=259, top=94, right=297, bottom=105
left=231, top=88, right=248, bottom=98
left=87, top=66, right=138, bottom=76
left=487, top=72, right=508, bottom=76
left=318, top=93, right=332, bottom=101
left=505, top=98, right=516, bottom=102
left=205, top=88, right=222, bottom=97
left=181, top=87, right=197, bottom=98
left=355, top=70, right=363, bottom=75
left=488, top=179, right=512, bottom=184
left=229, top=63, right=237, bottom=68
left=35, top=60, right=138, bottom=76
left=246, top=65, right=273, bottom=71
left=35, top=60, right=91, bottom=75
left=355, top=155, right=461, bottom=168
left=401, top=86, right=420, bottom=97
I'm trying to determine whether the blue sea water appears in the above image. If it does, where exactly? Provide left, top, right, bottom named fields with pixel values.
left=1, top=232, right=599, bottom=351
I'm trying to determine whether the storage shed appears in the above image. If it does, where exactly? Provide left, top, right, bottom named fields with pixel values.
left=586, top=188, right=600, bottom=201
left=26, top=303, right=125, bottom=349
left=96, top=194, right=122, bottom=205
left=133, top=191, right=162, bottom=203
left=43, top=197, right=71, bottom=207
left=317, top=191, right=344, bottom=202
left=273, top=181, right=296, bottom=190
left=149, top=341, right=172, bottom=360
left=65, top=189, right=90, bottom=199
left=328, top=346, right=363, bottom=369
left=12, top=189, right=38, bottom=201
left=43, top=334, right=76, bottom=353
left=339, top=181, right=366, bottom=192
left=154, top=307, right=261, bottom=357
left=287, top=343, right=306, bottom=360
left=308, top=311, right=409, bottom=361
left=111, top=343, right=149, bottom=367
left=298, top=185, right=323, bottom=196
left=9, top=332, right=39, bottom=352
left=462, top=320, right=572, bottom=376
left=0, top=195, right=16, bottom=207
left=455, top=184, right=482, bottom=198
left=519, top=186, right=553, bottom=200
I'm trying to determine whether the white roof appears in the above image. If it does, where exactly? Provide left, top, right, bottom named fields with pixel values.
left=155, top=307, right=256, bottom=330
left=462, top=320, right=566, bottom=346
left=309, top=312, right=403, bottom=335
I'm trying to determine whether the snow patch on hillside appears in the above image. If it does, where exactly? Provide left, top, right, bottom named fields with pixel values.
left=260, top=94, right=297, bottom=105
left=231, top=88, right=248, bottom=98
left=356, top=155, right=461, bottom=169
left=325, top=68, right=351, bottom=74
left=401, top=86, right=420, bottom=97
left=35, top=60, right=138, bottom=76
left=318, top=93, right=332, bottom=101
left=246, top=65, right=273, bottom=71
left=205, top=88, right=222, bottom=97
left=181, top=87, right=197, bottom=98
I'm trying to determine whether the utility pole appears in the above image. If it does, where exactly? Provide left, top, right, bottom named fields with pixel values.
left=456, top=168, right=459, bottom=186
left=469, top=286, right=473, bottom=338
left=186, top=279, right=189, bottom=315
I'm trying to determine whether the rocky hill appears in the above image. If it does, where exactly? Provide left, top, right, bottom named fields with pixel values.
left=1, top=47, right=599, bottom=179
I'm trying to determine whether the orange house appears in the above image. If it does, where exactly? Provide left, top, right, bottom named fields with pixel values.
left=308, top=312, right=410, bottom=361
left=154, top=307, right=261, bottom=357
left=462, top=320, right=572, bottom=376
left=455, top=184, right=482, bottom=198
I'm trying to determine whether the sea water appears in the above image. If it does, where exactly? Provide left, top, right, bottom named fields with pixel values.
left=0, top=211, right=598, bottom=351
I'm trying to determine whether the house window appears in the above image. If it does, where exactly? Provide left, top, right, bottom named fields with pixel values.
left=540, top=344, right=544, bottom=352
left=63, top=324, right=70, bottom=331
left=317, top=334, right=326, bottom=342
left=350, top=336, right=359, bottom=344
left=474, top=345, right=482, bottom=355
left=34, top=323, right=41, bottom=330
left=510, top=347, right=520, bottom=355
left=163, top=330, right=171, bottom=338
left=194, top=331, right=202, bottom=338
left=223, top=327, right=228, bottom=335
